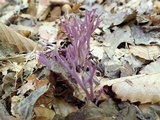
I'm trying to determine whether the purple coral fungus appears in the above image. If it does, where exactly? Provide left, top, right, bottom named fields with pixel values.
left=39, top=9, right=102, bottom=101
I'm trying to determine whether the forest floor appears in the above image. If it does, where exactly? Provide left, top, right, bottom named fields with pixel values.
left=0, top=0, right=160, bottom=120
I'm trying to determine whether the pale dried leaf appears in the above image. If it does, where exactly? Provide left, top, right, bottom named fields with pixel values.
left=14, top=85, right=49, bottom=120
left=62, top=4, right=71, bottom=14
left=120, top=62, right=134, bottom=77
left=136, top=0, right=153, bottom=14
left=90, top=40, right=104, bottom=59
left=139, top=103, right=160, bottom=118
left=34, top=107, right=55, bottom=119
left=154, top=1, right=160, bottom=13
left=48, top=6, right=61, bottom=21
left=49, top=0, right=71, bottom=4
left=125, top=0, right=142, bottom=9
left=17, top=79, right=35, bottom=95
left=0, top=23, right=42, bottom=53
left=130, top=25, right=160, bottom=45
left=27, top=0, right=37, bottom=16
left=103, top=25, right=133, bottom=58
left=140, top=58, right=160, bottom=74
left=101, top=10, right=136, bottom=28
left=0, top=62, right=12, bottom=75
left=38, top=22, right=57, bottom=42
left=0, top=54, right=25, bottom=62
left=96, top=73, right=160, bottom=104
left=24, top=59, right=38, bottom=72
left=0, top=5, right=20, bottom=25
left=0, top=102, right=10, bottom=116
left=66, top=101, right=107, bottom=120
left=129, top=45, right=160, bottom=60
left=1, top=72, right=17, bottom=99
left=36, top=0, right=50, bottom=19
left=22, top=0, right=29, bottom=8
left=39, top=7, right=51, bottom=21
left=10, top=24, right=36, bottom=37
left=111, top=73, right=160, bottom=104
left=0, top=110, right=17, bottom=120
left=11, top=95, right=24, bottom=117
left=52, top=98, right=78, bottom=117
left=74, top=84, right=86, bottom=101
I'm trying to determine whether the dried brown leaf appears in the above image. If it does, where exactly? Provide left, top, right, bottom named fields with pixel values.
left=96, top=73, right=160, bottom=104
left=69, top=3, right=82, bottom=13
left=13, top=85, right=49, bottom=120
left=140, top=58, right=160, bottom=74
left=0, top=23, right=42, bottom=53
left=90, top=40, right=104, bottom=59
left=154, top=1, right=160, bottom=13
left=36, top=0, right=50, bottom=20
left=130, top=25, right=152, bottom=44
left=52, top=98, right=78, bottom=117
left=62, top=4, right=71, bottom=14
left=66, top=101, right=107, bottom=120
left=0, top=5, right=20, bottom=25
left=136, top=1, right=153, bottom=14
left=129, top=45, right=160, bottom=60
left=47, top=6, right=61, bottom=21
left=34, top=107, right=55, bottom=120
left=0, top=110, right=17, bottom=120
left=49, top=0, right=71, bottom=5
left=103, top=25, right=133, bottom=57
left=101, top=10, right=136, bottom=28
left=1, top=72, right=17, bottom=99
left=139, top=103, right=160, bottom=118
left=27, top=0, right=37, bottom=16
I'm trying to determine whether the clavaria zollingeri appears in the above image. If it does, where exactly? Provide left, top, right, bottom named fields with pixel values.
left=39, top=9, right=102, bottom=101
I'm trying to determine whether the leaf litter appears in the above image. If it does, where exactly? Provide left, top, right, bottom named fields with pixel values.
left=0, top=0, right=160, bottom=119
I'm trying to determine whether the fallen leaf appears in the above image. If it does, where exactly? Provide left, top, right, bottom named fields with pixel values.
left=52, top=98, right=78, bottom=117
left=62, top=4, right=71, bottom=14
left=101, top=9, right=136, bottom=28
left=27, top=0, right=37, bottom=16
left=103, top=25, right=133, bottom=58
left=145, top=14, right=160, bottom=26
left=34, top=107, right=55, bottom=120
left=136, top=0, right=153, bottom=14
left=17, top=75, right=35, bottom=95
left=130, top=25, right=160, bottom=45
left=49, top=0, right=71, bottom=5
left=116, top=104, right=138, bottom=120
left=13, top=85, right=49, bottom=120
left=0, top=23, right=42, bottom=53
left=66, top=101, right=107, bottom=120
left=69, top=2, right=82, bottom=13
left=110, top=73, right=160, bottom=103
left=140, top=58, right=160, bottom=74
left=99, top=99, right=118, bottom=117
left=10, top=24, right=36, bottom=38
left=0, top=110, right=17, bottom=120
left=154, top=1, right=160, bottom=13
left=129, top=45, right=160, bottom=60
left=47, top=6, right=61, bottom=21
left=11, top=95, right=24, bottom=117
left=90, top=40, right=104, bottom=59
left=0, top=5, right=20, bottom=25
left=139, top=103, right=160, bottom=119
left=1, top=72, right=17, bottom=99
left=120, top=61, right=134, bottom=77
